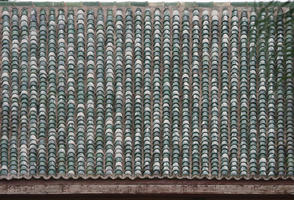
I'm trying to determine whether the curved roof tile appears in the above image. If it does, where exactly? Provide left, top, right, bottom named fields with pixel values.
left=0, top=5, right=293, bottom=180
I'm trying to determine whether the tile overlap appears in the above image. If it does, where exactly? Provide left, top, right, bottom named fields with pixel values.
left=0, top=6, right=293, bottom=179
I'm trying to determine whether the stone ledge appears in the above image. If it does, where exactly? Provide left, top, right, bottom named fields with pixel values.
left=0, top=179, right=293, bottom=195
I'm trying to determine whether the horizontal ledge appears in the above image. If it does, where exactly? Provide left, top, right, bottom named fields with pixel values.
left=0, top=179, right=293, bottom=195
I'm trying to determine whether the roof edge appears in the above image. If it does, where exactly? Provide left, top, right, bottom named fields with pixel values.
left=0, top=174, right=294, bottom=181
left=0, top=1, right=293, bottom=8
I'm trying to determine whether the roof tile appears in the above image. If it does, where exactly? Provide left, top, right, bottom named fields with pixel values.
left=0, top=6, right=293, bottom=180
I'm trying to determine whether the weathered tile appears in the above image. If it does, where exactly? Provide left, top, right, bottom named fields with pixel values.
left=0, top=5, right=293, bottom=180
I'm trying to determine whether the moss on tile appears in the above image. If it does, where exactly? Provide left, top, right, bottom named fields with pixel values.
left=197, top=2, right=214, bottom=7
left=15, top=1, right=33, bottom=6
left=130, top=2, right=148, bottom=7
left=51, top=2, right=64, bottom=7
left=164, top=2, right=179, bottom=7
left=116, top=2, right=131, bottom=7
left=100, top=2, right=118, bottom=6
left=83, top=2, right=100, bottom=7
left=34, top=2, right=52, bottom=7
left=0, top=2, right=15, bottom=6
left=183, top=2, right=199, bottom=8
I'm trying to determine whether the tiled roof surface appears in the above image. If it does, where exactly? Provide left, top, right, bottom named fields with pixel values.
left=0, top=4, right=293, bottom=180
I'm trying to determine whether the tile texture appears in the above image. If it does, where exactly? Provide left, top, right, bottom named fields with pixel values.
left=0, top=6, right=293, bottom=180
